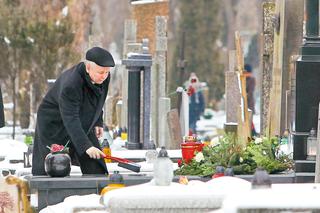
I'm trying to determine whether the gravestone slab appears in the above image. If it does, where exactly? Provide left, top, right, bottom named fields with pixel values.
left=280, top=0, right=303, bottom=134
left=261, top=2, right=275, bottom=135
left=226, top=71, right=241, bottom=123
left=265, top=0, right=303, bottom=136
left=167, top=109, right=183, bottom=148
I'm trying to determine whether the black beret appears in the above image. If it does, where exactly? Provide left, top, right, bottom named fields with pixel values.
left=86, top=47, right=115, bottom=67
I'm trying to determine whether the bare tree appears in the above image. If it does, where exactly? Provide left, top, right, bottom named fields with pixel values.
left=0, top=0, right=33, bottom=138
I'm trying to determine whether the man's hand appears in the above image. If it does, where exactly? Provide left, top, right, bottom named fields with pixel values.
left=86, top=146, right=105, bottom=159
left=95, top=126, right=104, bottom=139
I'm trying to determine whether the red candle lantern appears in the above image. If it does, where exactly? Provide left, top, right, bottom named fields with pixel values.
left=180, top=135, right=204, bottom=163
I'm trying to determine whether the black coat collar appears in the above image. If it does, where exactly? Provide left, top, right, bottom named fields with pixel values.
left=78, top=62, right=109, bottom=97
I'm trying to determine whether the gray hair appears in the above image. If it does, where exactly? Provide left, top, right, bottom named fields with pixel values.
left=85, top=60, right=97, bottom=66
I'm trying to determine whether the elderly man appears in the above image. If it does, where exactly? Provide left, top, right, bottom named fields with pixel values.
left=32, top=47, right=114, bottom=175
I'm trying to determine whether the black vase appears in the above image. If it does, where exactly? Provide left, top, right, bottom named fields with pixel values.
left=44, top=153, right=71, bottom=177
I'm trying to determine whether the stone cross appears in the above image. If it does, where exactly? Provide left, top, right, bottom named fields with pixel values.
left=235, top=31, right=251, bottom=140
left=151, top=16, right=170, bottom=148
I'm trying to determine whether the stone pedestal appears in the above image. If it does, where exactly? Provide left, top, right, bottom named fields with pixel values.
left=122, top=49, right=153, bottom=149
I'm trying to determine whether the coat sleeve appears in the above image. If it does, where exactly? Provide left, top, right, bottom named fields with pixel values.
left=95, top=111, right=103, bottom=127
left=59, top=85, right=92, bottom=155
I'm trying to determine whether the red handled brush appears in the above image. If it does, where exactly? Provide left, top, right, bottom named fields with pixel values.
left=104, top=155, right=141, bottom=173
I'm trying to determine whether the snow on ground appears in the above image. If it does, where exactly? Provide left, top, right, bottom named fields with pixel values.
left=39, top=194, right=106, bottom=213
left=0, top=138, right=27, bottom=160
left=102, top=177, right=251, bottom=212
left=0, top=125, right=25, bottom=141
left=196, top=110, right=261, bottom=137
left=0, top=138, right=28, bottom=175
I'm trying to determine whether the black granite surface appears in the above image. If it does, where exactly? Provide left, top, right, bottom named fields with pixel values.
left=295, top=160, right=316, bottom=172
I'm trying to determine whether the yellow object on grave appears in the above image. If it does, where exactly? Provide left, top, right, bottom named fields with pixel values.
left=121, top=132, right=127, bottom=140
left=101, top=171, right=125, bottom=196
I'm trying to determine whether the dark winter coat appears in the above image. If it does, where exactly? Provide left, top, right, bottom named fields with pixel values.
left=246, top=75, right=256, bottom=114
left=0, top=86, right=5, bottom=128
left=32, top=62, right=110, bottom=175
left=189, top=91, right=205, bottom=132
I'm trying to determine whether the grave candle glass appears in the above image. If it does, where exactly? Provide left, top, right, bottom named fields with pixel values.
left=153, top=146, right=173, bottom=186
left=307, top=128, right=317, bottom=160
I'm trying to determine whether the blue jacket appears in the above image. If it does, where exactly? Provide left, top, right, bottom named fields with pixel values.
left=189, top=91, right=205, bottom=121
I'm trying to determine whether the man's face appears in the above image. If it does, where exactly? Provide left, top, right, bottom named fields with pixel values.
left=86, top=62, right=111, bottom=84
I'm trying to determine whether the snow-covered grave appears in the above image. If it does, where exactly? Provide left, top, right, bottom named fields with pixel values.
left=216, top=183, right=320, bottom=212
left=39, top=194, right=107, bottom=213
left=38, top=176, right=251, bottom=213
left=39, top=181, right=320, bottom=213
left=0, top=138, right=28, bottom=175
left=101, top=177, right=251, bottom=213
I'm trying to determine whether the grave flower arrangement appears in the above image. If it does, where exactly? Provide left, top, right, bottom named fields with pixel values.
left=175, top=134, right=293, bottom=176
left=46, top=141, right=70, bottom=154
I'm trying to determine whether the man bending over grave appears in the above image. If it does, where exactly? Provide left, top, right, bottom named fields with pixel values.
left=32, top=47, right=115, bottom=175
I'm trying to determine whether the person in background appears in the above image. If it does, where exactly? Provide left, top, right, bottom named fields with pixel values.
left=0, top=86, right=4, bottom=128
left=186, top=73, right=205, bottom=134
left=32, top=47, right=115, bottom=175
left=244, top=64, right=256, bottom=136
